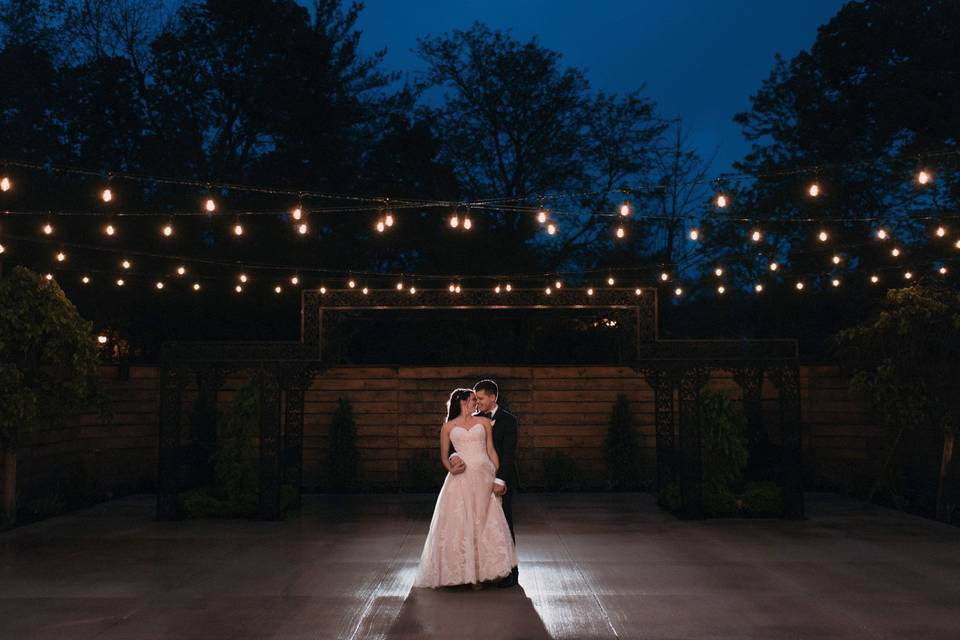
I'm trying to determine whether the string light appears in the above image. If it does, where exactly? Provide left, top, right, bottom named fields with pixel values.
left=545, top=286, right=552, bottom=295
left=955, top=239, right=960, bottom=249
left=769, top=262, right=779, bottom=272
left=808, top=182, right=820, bottom=197
left=587, top=288, right=594, bottom=296
left=409, top=286, right=416, bottom=295
left=537, top=209, right=547, bottom=224
left=291, top=206, right=303, bottom=221
left=0, top=243, right=4, bottom=254
left=449, top=214, right=459, bottom=228
left=176, top=266, right=186, bottom=276
left=939, top=266, right=948, bottom=275
left=42, top=223, right=54, bottom=235
left=832, top=254, right=842, bottom=264
left=615, top=226, right=625, bottom=239
left=319, top=286, right=327, bottom=294
left=348, top=279, right=356, bottom=288
left=870, top=275, right=879, bottom=284
left=290, top=275, right=300, bottom=285
left=494, top=285, right=502, bottom=293
left=233, top=222, right=244, bottom=236
left=121, top=259, right=131, bottom=269
left=274, top=285, right=282, bottom=294
left=688, top=228, right=700, bottom=241
left=155, top=281, right=164, bottom=290
left=455, top=285, right=461, bottom=293
left=546, top=223, right=557, bottom=235
left=448, top=283, right=455, bottom=293
left=891, top=247, right=901, bottom=257
left=717, top=285, right=726, bottom=294
left=818, top=230, right=829, bottom=242
left=463, top=215, right=473, bottom=230
left=505, top=283, right=512, bottom=292
left=101, top=188, right=113, bottom=203
left=0, top=176, right=11, bottom=192
left=904, top=271, right=913, bottom=280
left=635, top=288, right=643, bottom=296
left=294, top=223, right=306, bottom=235
left=204, top=198, right=217, bottom=213
left=554, top=280, right=563, bottom=289
left=116, top=278, right=125, bottom=287
left=81, top=275, right=90, bottom=284
left=162, top=223, right=174, bottom=237
left=877, top=228, right=889, bottom=240
left=917, top=169, right=932, bottom=185
left=239, top=273, right=248, bottom=283
left=104, top=223, right=116, bottom=236
left=755, top=283, right=764, bottom=293
left=376, top=219, right=385, bottom=233
left=362, top=287, right=369, bottom=295
left=674, top=287, right=683, bottom=297
left=660, top=272, right=669, bottom=281
left=795, top=281, right=805, bottom=290
left=607, top=276, right=615, bottom=286
left=56, top=251, right=65, bottom=262
left=384, top=213, right=394, bottom=227
left=831, top=278, right=841, bottom=287
left=45, top=273, right=53, bottom=281
left=714, top=267, right=724, bottom=277
left=715, top=193, right=728, bottom=208
left=935, top=226, right=946, bottom=238
left=619, top=201, right=631, bottom=216
left=97, top=335, right=107, bottom=344
left=751, top=230, right=762, bottom=242
left=396, top=281, right=404, bottom=291
left=193, top=282, right=201, bottom=291
left=235, top=284, right=243, bottom=293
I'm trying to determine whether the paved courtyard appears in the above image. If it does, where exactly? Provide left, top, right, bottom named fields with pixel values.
left=1, top=492, right=958, bottom=639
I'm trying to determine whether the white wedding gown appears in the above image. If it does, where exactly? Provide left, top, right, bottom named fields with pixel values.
left=413, top=423, right=517, bottom=588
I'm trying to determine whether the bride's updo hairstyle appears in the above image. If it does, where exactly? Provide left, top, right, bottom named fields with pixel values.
left=445, top=388, right=474, bottom=423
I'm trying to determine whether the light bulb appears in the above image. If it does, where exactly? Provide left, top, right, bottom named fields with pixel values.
left=546, top=223, right=557, bottom=235
left=904, top=271, right=913, bottom=280
left=297, top=223, right=308, bottom=235
left=917, top=170, right=931, bottom=185
left=101, top=188, right=113, bottom=203
left=554, top=280, right=562, bottom=289
left=769, top=262, right=778, bottom=271
left=121, top=259, right=131, bottom=269
left=233, top=223, right=244, bottom=236
left=607, top=276, right=615, bottom=286
left=376, top=220, right=385, bottom=233
left=320, top=286, right=327, bottom=294
left=449, top=283, right=456, bottom=293
left=193, top=282, right=201, bottom=291
left=155, top=281, right=164, bottom=290
left=0, top=243, right=4, bottom=254
left=348, top=279, right=356, bottom=288
left=97, top=335, right=108, bottom=344
left=290, top=275, right=299, bottom=285
left=275, top=286, right=282, bottom=294
left=56, top=251, right=65, bottom=262
left=239, top=273, right=248, bottom=283
left=105, top=224, right=115, bottom=236
left=714, top=267, right=723, bottom=277
left=587, top=288, right=594, bottom=296
left=205, top=198, right=216, bottom=213
left=235, top=285, right=243, bottom=293
left=537, top=210, right=547, bottom=224
left=832, top=278, right=841, bottom=287
left=939, top=266, right=947, bottom=275
left=362, top=287, right=369, bottom=295
left=935, top=226, right=946, bottom=238
left=755, top=284, right=764, bottom=293
left=955, top=239, right=960, bottom=249
left=616, top=226, right=625, bottom=238
left=818, top=230, right=829, bottom=242
left=718, top=285, right=726, bottom=294
left=545, top=287, right=552, bottom=295
left=116, top=278, right=125, bottom=287
left=43, top=223, right=54, bottom=235
left=751, top=230, right=762, bottom=242
left=619, top=201, right=631, bottom=216
left=0, top=176, right=11, bottom=191
left=45, top=273, right=53, bottom=281
left=635, top=288, right=643, bottom=296
left=674, top=287, right=683, bottom=296
left=877, top=228, right=888, bottom=240
left=808, top=182, right=820, bottom=197
left=162, top=224, right=174, bottom=237
left=291, top=207, right=303, bottom=221
left=449, top=214, right=459, bottom=228
left=396, top=282, right=404, bottom=291
left=689, top=228, right=700, bottom=241
left=463, top=216, right=473, bottom=230
left=455, top=285, right=461, bottom=293
left=716, top=194, right=728, bottom=208
left=891, top=247, right=901, bottom=257
left=495, top=285, right=502, bottom=293
left=409, top=286, right=416, bottom=295
left=81, top=275, right=90, bottom=284
left=660, top=272, right=669, bottom=281
left=177, top=266, right=186, bottom=276
left=385, top=213, right=394, bottom=227
left=795, top=281, right=805, bottom=290
left=505, top=284, right=512, bottom=292
left=870, top=275, right=879, bottom=284
left=832, top=255, right=841, bottom=264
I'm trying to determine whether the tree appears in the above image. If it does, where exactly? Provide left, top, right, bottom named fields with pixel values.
left=834, top=286, right=960, bottom=522
left=0, top=267, right=99, bottom=525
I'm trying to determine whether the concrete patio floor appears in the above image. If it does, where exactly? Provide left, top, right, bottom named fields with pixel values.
left=1, top=492, right=958, bottom=639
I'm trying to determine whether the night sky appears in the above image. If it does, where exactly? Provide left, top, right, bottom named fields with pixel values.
left=356, top=0, right=849, bottom=175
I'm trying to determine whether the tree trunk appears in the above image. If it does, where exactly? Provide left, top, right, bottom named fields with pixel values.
left=936, top=427, right=956, bottom=523
left=2, top=449, right=15, bottom=526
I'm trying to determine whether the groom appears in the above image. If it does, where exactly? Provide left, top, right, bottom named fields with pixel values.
left=449, top=378, right=520, bottom=588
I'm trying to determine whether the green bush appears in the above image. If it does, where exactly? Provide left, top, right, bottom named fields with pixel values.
left=701, top=390, right=748, bottom=488
left=738, top=481, right=783, bottom=517
left=604, top=394, right=642, bottom=490
left=542, top=451, right=580, bottom=491
left=657, top=481, right=681, bottom=512
left=328, top=398, right=359, bottom=492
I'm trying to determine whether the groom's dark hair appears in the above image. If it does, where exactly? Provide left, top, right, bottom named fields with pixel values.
left=473, top=379, right=498, bottom=397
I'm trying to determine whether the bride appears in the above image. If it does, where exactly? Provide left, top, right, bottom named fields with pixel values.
left=413, top=388, right=517, bottom=588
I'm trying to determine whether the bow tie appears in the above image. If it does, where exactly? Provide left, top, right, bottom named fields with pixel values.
left=475, top=411, right=493, bottom=419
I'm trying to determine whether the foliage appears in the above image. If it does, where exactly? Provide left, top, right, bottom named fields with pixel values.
left=328, top=397, right=359, bottom=492
left=542, top=450, right=580, bottom=491
left=0, top=267, right=99, bottom=450
left=604, top=394, right=642, bottom=490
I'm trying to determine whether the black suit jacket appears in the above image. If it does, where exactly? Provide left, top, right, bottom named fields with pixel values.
left=449, top=408, right=520, bottom=490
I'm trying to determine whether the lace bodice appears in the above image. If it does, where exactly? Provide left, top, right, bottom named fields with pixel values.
left=450, top=423, right=489, bottom=462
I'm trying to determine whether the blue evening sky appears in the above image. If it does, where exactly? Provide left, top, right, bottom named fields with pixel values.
left=355, top=0, right=849, bottom=175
